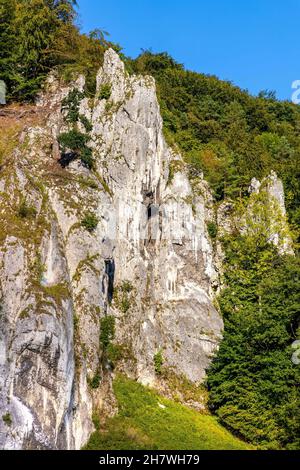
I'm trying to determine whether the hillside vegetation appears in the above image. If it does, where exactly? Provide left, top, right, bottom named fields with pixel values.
left=0, top=0, right=120, bottom=100
left=84, top=376, right=252, bottom=451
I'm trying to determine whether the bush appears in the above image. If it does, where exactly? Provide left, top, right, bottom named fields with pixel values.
left=80, top=114, right=93, bottom=132
left=99, top=83, right=112, bottom=100
left=58, top=129, right=88, bottom=152
left=107, top=344, right=124, bottom=367
left=80, top=147, right=94, bottom=169
left=100, top=316, right=115, bottom=350
left=114, top=281, right=134, bottom=313
left=154, top=350, right=163, bottom=375
left=58, top=124, right=94, bottom=170
left=77, top=176, right=98, bottom=189
left=88, top=374, right=101, bottom=389
left=2, top=413, right=12, bottom=426
left=121, top=281, right=134, bottom=293
left=81, top=213, right=98, bottom=232
left=207, top=221, right=218, bottom=239
left=120, top=297, right=130, bottom=314
left=62, top=89, right=85, bottom=123
left=18, top=201, right=37, bottom=219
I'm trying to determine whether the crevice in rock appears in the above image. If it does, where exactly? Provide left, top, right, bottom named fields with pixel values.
left=122, top=107, right=136, bottom=124
left=142, top=187, right=154, bottom=218
left=58, top=152, right=78, bottom=168
left=103, top=259, right=115, bottom=305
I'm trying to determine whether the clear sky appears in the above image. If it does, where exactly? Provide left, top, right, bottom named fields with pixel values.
left=77, top=0, right=300, bottom=101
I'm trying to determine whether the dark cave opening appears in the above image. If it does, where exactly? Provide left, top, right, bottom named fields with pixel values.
left=104, top=259, right=115, bottom=303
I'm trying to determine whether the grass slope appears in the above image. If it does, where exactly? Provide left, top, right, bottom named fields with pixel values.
left=84, top=376, right=252, bottom=450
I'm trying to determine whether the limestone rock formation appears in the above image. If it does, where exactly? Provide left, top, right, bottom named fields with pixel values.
left=0, top=49, right=291, bottom=449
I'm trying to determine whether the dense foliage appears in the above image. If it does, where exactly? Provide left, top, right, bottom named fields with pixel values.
left=81, top=212, right=99, bottom=233
left=207, top=235, right=300, bottom=449
left=0, top=0, right=117, bottom=101
left=100, top=316, right=115, bottom=350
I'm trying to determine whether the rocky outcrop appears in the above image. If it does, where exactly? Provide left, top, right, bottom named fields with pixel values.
left=90, top=50, right=222, bottom=388
left=247, top=171, right=294, bottom=254
left=0, top=49, right=292, bottom=450
left=217, top=171, right=293, bottom=255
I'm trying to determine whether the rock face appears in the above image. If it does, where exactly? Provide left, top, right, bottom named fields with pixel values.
left=91, top=49, right=222, bottom=387
left=217, top=171, right=293, bottom=255
left=0, top=49, right=291, bottom=450
left=247, top=171, right=294, bottom=255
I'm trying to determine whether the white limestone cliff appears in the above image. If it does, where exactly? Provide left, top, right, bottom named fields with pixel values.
left=0, top=49, right=292, bottom=449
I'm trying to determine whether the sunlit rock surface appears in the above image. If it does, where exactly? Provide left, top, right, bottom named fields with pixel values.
left=0, top=50, right=290, bottom=449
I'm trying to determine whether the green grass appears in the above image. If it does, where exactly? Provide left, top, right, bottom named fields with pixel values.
left=83, top=375, right=252, bottom=450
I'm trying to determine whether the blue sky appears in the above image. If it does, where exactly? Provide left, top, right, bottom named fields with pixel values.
left=77, top=0, right=300, bottom=101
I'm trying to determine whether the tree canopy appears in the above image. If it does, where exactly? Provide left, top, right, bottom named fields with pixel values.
left=207, top=235, right=300, bottom=449
left=0, top=0, right=116, bottom=100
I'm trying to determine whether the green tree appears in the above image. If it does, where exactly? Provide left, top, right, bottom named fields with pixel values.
left=0, top=0, right=111, bottom=101
left=207, top=234, right=300, bottom=449
left=11, top=0, right=59, bottom=100
left=0, top=0, right=17, bottom=89
left=45, top=0, right=77, bottom=22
